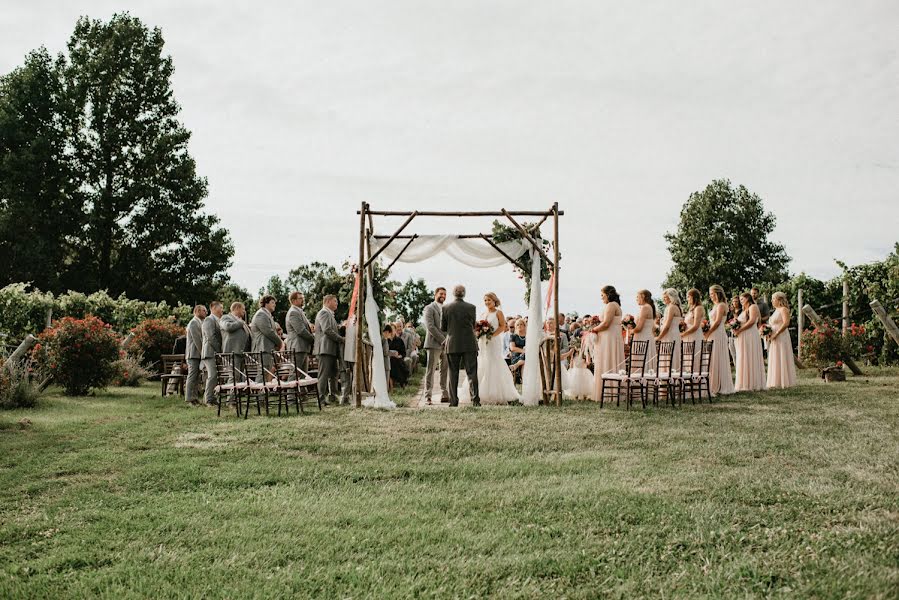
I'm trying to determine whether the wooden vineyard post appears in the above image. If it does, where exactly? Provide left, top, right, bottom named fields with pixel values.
left=796, top=289, right=805, bottom=367
left=842, top=278, right=850, bottom=336
left=870, top=300, right=899, bottom=345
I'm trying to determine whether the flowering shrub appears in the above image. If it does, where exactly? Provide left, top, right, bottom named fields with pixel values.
left=111, top=352, right=150, bottom=387
left=0, top=359, right=39, bottom=410
left=34, top=316, right=120, bottom=396
left=130, top=318, right=185, bottom=369
left=799, top=319, right=871, bottom=367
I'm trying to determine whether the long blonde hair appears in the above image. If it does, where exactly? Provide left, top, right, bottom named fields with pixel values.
left=663, top=288, right=682, bottom=315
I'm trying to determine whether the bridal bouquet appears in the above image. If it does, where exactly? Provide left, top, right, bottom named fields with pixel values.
left=700, top=319, right=710, bottom=334
left=653, top=322, right=661, bottom=336
left=678, top=321, right=687, bottom=333
left=759, top=323, right=773, bottom=338
left=475, top=320, right=493, bottom=340
left=726, top=318, right=741, bottom=336
left=621, top=314, right=636, bottom=330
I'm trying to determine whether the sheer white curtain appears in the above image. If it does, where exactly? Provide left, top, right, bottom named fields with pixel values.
left=363, top=234, right=546, bottom=408
left=361, top=278, right=396, bottom=409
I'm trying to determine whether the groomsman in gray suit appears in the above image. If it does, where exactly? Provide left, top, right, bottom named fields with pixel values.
left=314, top=294, right=345, bottom=406
left=251, top=295, right=283, bottom=380
left=201, top=301, right=224, bottom=405
left=220, top=302, right=250, bottom=375
left=441, top=285, right=480, bottom=407
left=422, top=287, right=449, bottom=404
left=285, top=291, right=315, bottom=371
left=184, top=304, right=207, bottom=404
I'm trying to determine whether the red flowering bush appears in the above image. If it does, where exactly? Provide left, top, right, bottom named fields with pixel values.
left=34, top=316, right=120, bottom=396
left=800, top=319, right=871, bottom=367
left=129, top=318, right=185, bottom=370
left=111, top=352, right=150, bottom=387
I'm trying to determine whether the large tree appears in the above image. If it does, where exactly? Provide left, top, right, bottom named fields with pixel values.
left=62, top=13, right=232, bottom=303
left=663, top=179, right=791, bottom=295
left=0, top=48, right=82, bottom=293
left=393, top=277, right=431, bottom=325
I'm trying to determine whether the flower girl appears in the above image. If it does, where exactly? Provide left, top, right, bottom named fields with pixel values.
left=565, top=330, right=595, bottom=400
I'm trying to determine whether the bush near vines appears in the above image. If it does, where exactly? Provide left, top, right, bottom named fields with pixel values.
left=799, top=319, right=873, bottom=367
left=129, top=318, right=185, bottom=370
left=34, top=316, right=120, bottom=396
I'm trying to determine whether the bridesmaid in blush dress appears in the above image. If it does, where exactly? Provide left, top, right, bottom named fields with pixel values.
left=631, top=289, right=657, bottom=372
left=734, top=292, right=767, bottom=392
left=591, top=285, right=625, bottom=402
left=704, top=284, right=734, bottom=396
left=680, top=288, right=706, bottom=375
left=656, top=288, right=683, bottom=373
left=766, top=292, right=797, bottom=389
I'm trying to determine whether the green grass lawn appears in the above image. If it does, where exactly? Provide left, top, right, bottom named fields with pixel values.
left=1, top=369, right=897, bottom=598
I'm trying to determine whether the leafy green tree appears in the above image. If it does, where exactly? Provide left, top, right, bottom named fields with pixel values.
left=62, top=13, right=233, bottom=303
left=393, top=277, right=431, bottom=325
left=0, top=48, right=82, bottom=293
left=663, top=179, right=791, bottom=295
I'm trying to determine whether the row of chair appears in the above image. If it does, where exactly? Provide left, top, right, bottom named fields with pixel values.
left=160, top=350, right=321, bottom=418
left=599, top=340, right=714, bottom=409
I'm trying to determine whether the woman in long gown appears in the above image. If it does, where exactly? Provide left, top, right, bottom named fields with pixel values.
left=766, top=292, right=797, bottom=389
left=656, top=288, right=683, bottom=373
left=734, top=292, right=767, bottom=392
left=631, top=289, right=657, bottom=372
left=591, top=285, right=625, bottom=402
left=705, top=284, right=734, bottom=396
left=461, top=293, right=520, bottom=405
left=680, top=288, right=706, bottom=374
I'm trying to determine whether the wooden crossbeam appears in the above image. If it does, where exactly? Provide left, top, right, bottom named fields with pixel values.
left=802, top=304, right=863, bottom=375
left=478, top=234, right=528, bottom=272
left=360, top=210, right=564, bottom=217
left=385, top=234, right=419, bottom=271
left=501, top=209, right=554, bottom=270
left=870, top=300, right=899, bottom=345
left=364, top=211, right=418, bottom=268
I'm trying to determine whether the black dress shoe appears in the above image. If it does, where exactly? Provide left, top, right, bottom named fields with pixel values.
left=472, top=401, right=481, bottom=407
left=448, top=402, right=458, bottom=407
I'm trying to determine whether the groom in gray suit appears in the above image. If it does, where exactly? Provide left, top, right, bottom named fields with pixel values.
left=440, top=285, right=480, bottom=407
left=422, top=287, right=449, bottom=404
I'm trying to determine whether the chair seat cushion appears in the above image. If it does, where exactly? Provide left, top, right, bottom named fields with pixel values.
left=298, top=378, right=318, bottom=386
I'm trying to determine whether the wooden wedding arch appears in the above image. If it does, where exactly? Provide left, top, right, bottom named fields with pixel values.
left=353, top=202, right=565, bottom=407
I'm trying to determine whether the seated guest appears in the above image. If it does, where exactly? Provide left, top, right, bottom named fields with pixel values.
left=509, top=319, right=527, bottom=379
left=388, top=323, right=409, bottom=387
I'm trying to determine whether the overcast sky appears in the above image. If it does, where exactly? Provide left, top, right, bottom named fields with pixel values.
left=3, top=1, right=897, bottom=316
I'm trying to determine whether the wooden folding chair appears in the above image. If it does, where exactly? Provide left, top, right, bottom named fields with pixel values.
left=212, top=353, right=244, bottom=417
left=240, top=352, right=267, bottom=418
left=272, top=350, right=321, bottom=413
left=648, top=341, right=677, bottom=407
left=681, top=340, right=713, bottom=403
left=599, top=339, right=649, bottom=409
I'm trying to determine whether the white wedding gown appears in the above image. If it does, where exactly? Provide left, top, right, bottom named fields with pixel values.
left=458, top=310, right=521, bottom=405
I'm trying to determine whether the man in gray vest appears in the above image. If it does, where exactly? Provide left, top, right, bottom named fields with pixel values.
left=440, top=285, right=480, bottom=407
left=220, top=301, right=250, bottom=376
left=184, top=304, right=207, bottom=404
left=251, top=295, right=282, bottom=380
left=422, top=287, right=449, bottom=404
left=314, top=294, right=344, bottom=406
left=201, top=301, right=224, bottom=405
left=285, top=291, right=315, bottom=371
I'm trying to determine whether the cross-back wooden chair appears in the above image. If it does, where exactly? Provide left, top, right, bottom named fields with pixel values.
left=599, top=339, right=649, bottom=409
left=648, top=341, right=678, bottom=407
left=681, top=340, right=713, bottom=403
left=160, top=354, right=186, bottom=397
left=272, top=350, right=321, bottom=413
left=212, top=353, right=245, bottom=417
left=240, top=351, right=267, bottom=418
left=677, top=341, right=697, bottom=405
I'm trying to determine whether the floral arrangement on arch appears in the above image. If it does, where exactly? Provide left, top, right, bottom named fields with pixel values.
left=490, top=220, right=558, bottom=304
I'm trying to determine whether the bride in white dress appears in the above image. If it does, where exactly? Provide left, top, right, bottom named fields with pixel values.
left=459, top=293, right=520, bottom=405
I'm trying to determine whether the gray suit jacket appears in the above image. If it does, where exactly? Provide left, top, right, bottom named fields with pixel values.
left=422, top=302, right=445, bottom=349
left=186, top=316, right=203, bottom=360
left=220, top=313, right=249, bottom=354
left=250, top=308, right=281, bottom=352
left=285, top=306, right=314, bottom=353
left=441, top=299, right=478, bottom=354
left=201, top=314, right=222, bottom=359
left=313, top=307, right=344, bottom=357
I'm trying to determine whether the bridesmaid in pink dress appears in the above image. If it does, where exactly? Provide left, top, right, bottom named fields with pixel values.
left=631, top=290, right=657, bottom=371
left=734, top=292, right=767, bottom=392
left=591, top=285, right=625, bottom=402
left=680, top=288, right=706, bottom=374
left=704, top=285, right=734, bottom=396
left=656, top=289, right=683, bottom=373
left=766, top=292, right=797, bottom=389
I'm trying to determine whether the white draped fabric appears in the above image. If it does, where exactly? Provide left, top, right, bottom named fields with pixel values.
left=364, top=234, right=545, bottom=407
left=361, top=278, right=396, bottom=409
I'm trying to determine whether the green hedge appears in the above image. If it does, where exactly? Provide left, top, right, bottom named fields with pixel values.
left=0, top=284, right=192, bottom=342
